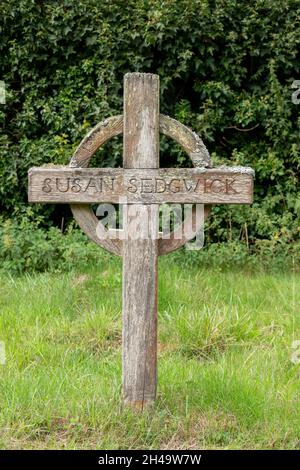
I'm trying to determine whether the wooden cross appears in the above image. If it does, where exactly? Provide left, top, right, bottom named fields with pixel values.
left=28, top=73, right=254, bottom=409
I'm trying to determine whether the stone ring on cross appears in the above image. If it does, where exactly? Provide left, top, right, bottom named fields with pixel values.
left=28, top=73, right=254, bottom=409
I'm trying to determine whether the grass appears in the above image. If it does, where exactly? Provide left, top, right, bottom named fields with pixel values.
left=0, top=253, right=299, bottom=449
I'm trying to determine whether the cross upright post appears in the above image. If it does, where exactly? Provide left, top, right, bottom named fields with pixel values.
left=122, top=73, right=160, bottom=408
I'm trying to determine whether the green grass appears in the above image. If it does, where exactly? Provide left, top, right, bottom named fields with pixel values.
left=0, top=255, right=299, bottom=449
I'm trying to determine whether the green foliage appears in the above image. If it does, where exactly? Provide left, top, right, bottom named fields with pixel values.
left=173, top=240, right=300, bottom=272
left=1, top=215, right=298, bottom=274
left=0, top=0, right=299, bottom=251
left=0, top=214, right=113, bottom=274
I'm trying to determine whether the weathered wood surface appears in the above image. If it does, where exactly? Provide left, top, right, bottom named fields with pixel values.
left=122, top=73, right=159, bottom=408
left=27, top=70, right=255, bottom=411
left=28, top=167, right=254, bottom=204
left=67, top=111, right=212, bottom=256
left=69, top=114, right=211, bottom=169
left=29, top=73, right=254, bottom=409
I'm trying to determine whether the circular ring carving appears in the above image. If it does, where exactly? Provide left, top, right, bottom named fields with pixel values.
left=70, top=115, right=211, bottom=256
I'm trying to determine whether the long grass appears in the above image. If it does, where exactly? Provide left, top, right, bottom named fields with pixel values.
left=0, top=255, right=299, bottom=449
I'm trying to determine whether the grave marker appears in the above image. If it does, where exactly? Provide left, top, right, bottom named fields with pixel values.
left=28, top=73, right=254, bottom=409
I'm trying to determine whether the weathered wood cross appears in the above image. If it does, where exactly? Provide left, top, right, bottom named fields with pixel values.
left=28, top=73, right=254, bottom=409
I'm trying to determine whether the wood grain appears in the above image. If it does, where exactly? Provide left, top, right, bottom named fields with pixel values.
left=66, top=112, right=213, bottom=256
left=62, top=203, right=211, bottom=258
left=28, top=167, right=254, bottom=204
left=121, top=73, right=159, bottom=409
left=27, top=70, right=255, bottom=411
left=68, top=114, right=211, bottom=169
left=69, top=115, right=123, bottom=168
left=70, top=204, right=123, bottom=256
left=160, top=115, right=211, bottom=167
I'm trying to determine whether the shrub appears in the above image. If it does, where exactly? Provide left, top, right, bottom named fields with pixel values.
left=0, top=0, right=299, bottom=255
left=0, top=214, right=113, bottom=274
left=1, top=215, right=298, bottom=274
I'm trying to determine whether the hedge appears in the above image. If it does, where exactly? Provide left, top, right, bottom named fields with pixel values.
left=0, top=0, right=299, bottom=250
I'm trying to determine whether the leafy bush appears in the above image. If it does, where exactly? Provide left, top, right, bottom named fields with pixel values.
left=0, top=0, right=299, bottom=259
left=1, top=215, right=298, bottom=274
left=0, top=214, right=113, bottom=274
left=172, top=239, right=300, bottom=272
